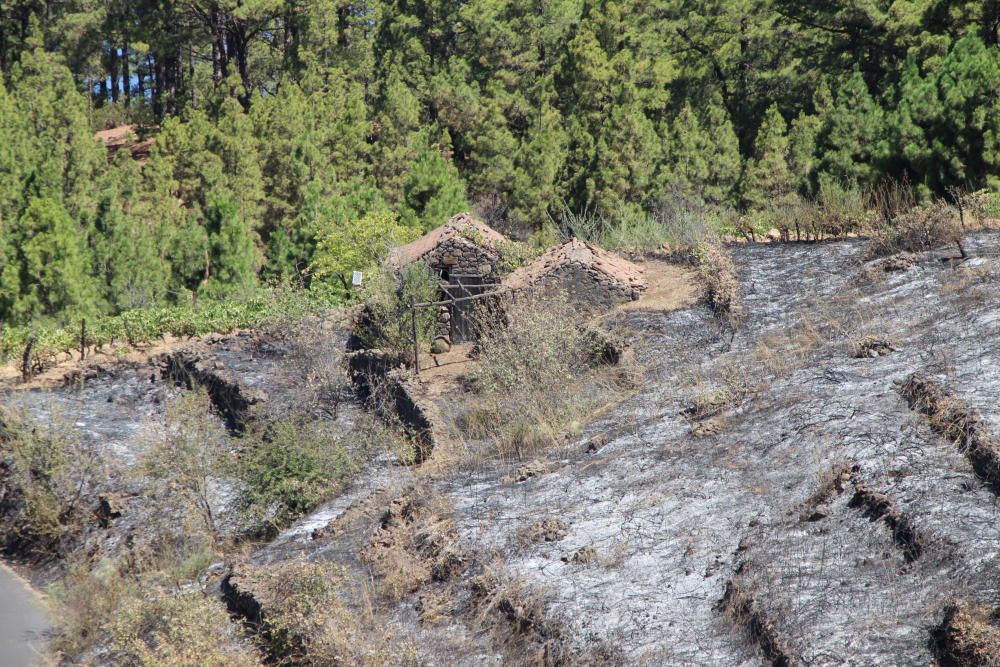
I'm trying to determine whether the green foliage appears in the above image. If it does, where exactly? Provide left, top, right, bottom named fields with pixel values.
left=2, top=0, right=1000, bottom=331
left=399, top=141, right=469, bottom=230
left=552, top=200, right=717, bottom=251
left=355, top=262, right=440, bottom=352
left=742, top=105, right=793, bottom=210
left=310, top=210, right=419, bottom=296
left=234, top=418, right=362, bottom=535
left=0, top=288, right=336, bottom=369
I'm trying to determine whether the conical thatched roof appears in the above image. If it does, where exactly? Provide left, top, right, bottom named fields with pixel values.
left=504, top=238, right=647, bottom=293
left=386, top=213, right=507, bottom=269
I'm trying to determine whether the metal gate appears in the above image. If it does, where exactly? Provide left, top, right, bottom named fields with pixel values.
left=442, top=273, right=488, bottom=343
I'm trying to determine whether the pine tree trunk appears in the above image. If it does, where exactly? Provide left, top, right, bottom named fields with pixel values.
left=109, top=46, right=120, bottom=103
left=122, top=43, right=130, bottom=107
left=211, top=7, right=226, bottom=86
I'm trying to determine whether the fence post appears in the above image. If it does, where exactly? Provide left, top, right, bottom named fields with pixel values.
left=21, top=335, right=35, bottom=383
left=410, top=297, right=420, bottom=376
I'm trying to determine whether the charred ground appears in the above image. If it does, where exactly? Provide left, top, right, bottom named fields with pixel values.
left=4, top=235, right=1000, bottom=665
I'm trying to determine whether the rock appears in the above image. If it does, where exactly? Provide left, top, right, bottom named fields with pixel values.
left=802, top=504, right=829, bottom=522
left=431, top=338, right=451, bottom=354
left=765, top=228, right=782, bottom=242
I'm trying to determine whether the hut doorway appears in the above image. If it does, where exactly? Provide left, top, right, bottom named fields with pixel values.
left=443, top=273, right=488, bottom=343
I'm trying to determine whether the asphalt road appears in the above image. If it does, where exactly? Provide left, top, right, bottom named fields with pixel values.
left=0, top=564, right=48, bottom=666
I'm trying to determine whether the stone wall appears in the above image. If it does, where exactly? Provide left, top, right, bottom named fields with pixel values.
left=530, top=264, right=641, bottom=313
left=422, top=236, right=501, bottom=281
left=423, top=237, right=502, bottom=352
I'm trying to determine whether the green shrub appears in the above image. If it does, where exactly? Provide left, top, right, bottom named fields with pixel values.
left=0, top=287, right=339, bottom=372
left=0, top=407, right=104, bottom=556
left=354, top=262, right=440, bottom=352
left=233, top=417, right=364, bottom=536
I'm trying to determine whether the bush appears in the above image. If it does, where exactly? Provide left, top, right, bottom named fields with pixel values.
left=694, top=237, right=745, bottom=330
left=233, top=417, right=364, bottom=536
left=139, top=390, right=232, bottom=548
left=51, top=555, right=260, bottom=666
left=466, top=292, right=598, bottom=459
left=106, top=589, right=260, bottom=667
left=49, top=558, right=139, bottom=659
left=0, top=407, right=105, bottom=556
left=232, top=560, right=357, bottom=665
left=353, top=262, right=440, bottom=352
left=310, top=210, right=420, bottom=297
left=864, top=201, right=963, bottom=259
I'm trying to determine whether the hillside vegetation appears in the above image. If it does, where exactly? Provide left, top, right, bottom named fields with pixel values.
left=1, top=1, right=1000, bottom=333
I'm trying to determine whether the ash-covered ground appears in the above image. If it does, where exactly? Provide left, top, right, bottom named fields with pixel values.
left=437, top=233, right=1000, bottom=665
left=7, top=235, right=1000, bottom=665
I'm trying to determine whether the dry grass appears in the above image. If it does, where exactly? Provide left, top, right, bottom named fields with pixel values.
left=900, top=374, right=1000, bottom=493
left=230, top=558, right=422, bottom=666
left=470, top=566, right=569, bottom=665
left=793, top=461, right=855, bottom=518
left=517, top=519, right=569, bottom=545
left=461, top=291, right=634, bottom=461
left=106, top=589, right=260, bottom=667
left=694, top=237, right=745, bottom=330
left=934, top=601, right=1000, bottom=667
left=49, top=555, right=260, bottom=666
left=360, top=488, right=466, bottom=604
left=850, top=335, right=894, bottom=358
left=717, top=562, right=798, bottom=666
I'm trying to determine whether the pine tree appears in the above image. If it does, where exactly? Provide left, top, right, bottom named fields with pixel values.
left=91, top=157, right=171, bottom=310
left=814, top=70, right=886, bottom=189
left=399, top=139, right=469, bottom=230
left=9, top=197, right=100, bottom=322
left=742, top=104, right=792, bottom=209
left=201, top=189, right=262, bottom=299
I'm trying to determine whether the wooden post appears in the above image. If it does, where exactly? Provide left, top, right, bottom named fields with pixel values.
left=410, top=298, right=420, bottom=375
left=80, top=318, right=87, bottom=361
left=21, top=335, right=35, bottom=383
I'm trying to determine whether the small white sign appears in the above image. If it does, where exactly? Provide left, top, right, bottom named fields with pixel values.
left=351, top=271, right=364, bottom=286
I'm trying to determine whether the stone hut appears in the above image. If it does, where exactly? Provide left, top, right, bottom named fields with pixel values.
left=386, top=213, right=509, bottom=351
left=504, top=238, right=647, bottom=312
left=386, top=212, right=508, bottom=280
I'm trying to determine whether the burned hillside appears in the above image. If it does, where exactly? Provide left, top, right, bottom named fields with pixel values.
left=5, top=232, right=1000, bottom=665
